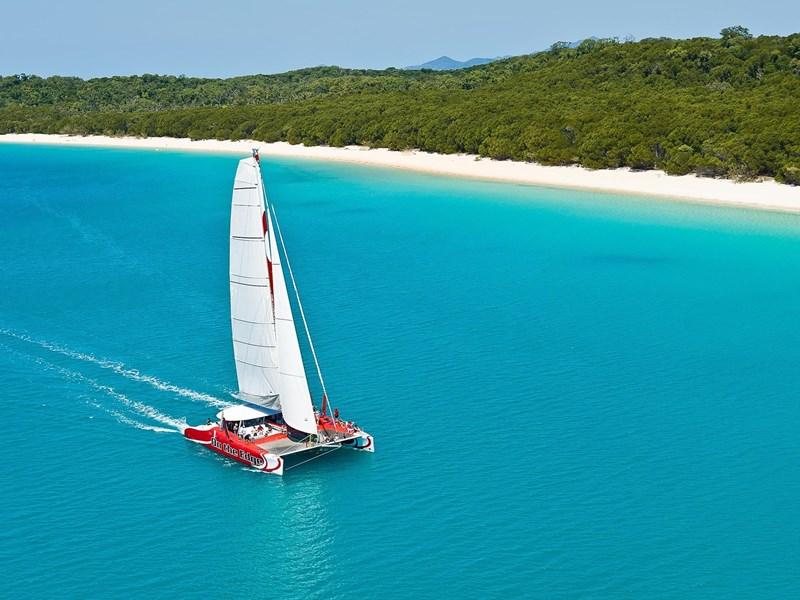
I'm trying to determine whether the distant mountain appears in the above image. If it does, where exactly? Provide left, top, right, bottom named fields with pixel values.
left=405, top=56, right=497, bottom=71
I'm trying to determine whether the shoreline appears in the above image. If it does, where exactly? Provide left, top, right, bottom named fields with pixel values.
left=2, top=133, right=800, bottom=214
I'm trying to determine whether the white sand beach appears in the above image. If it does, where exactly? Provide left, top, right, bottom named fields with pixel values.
left=2, top=133, right=800, bottom=213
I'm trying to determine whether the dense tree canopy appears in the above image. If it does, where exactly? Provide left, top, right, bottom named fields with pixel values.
left=2, top=29, right=799, bottom=183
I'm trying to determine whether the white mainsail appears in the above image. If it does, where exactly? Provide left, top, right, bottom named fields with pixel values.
left=230, top=158, right=280, bottom=401
left=229, top=156, right=318, bottom=435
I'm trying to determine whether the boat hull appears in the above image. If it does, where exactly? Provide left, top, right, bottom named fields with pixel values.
left=184, top=425, right=284, bottom=475
left=317, top=417, right=375, bottom=452
left=340, top=434, right=374, bottom=452
left=184, top=422, right=374, bottom=474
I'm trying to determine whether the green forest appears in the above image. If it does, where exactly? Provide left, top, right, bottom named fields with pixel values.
left=2, top=27, right=799, bottom=183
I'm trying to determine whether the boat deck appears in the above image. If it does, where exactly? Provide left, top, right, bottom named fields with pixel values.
left=255, top=436, right=305, bottom=456
left=255, top=432, right=364, bottom=457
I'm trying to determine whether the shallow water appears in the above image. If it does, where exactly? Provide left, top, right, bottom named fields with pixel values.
left=1, top=143, right=799, bottom=598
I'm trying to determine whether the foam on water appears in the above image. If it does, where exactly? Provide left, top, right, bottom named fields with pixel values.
left=83, top=396, right=178, bottom=434
left=29, top=351, right=188, bottom=432
left=0, top=327, right=228, bottom=408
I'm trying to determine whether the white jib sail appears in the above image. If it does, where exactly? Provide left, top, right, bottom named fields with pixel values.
left=266, top=208, right=318, bottom=435
left=229, top=158, right=280, bottom=402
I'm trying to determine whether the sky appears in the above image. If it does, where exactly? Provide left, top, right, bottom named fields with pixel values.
left=2, top=0, right=799, bottom=78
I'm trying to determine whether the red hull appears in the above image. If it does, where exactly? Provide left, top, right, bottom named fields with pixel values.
left=184, top=425, right=284, bottom=474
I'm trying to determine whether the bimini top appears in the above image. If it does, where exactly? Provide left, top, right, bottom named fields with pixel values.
left=216, top=404, right=277, bottom=422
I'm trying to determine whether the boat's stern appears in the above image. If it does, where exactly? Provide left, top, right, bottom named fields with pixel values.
left=257, top=453, right=284, bottom=475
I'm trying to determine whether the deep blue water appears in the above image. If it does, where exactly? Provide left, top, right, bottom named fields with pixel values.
left=1, top=143, right=799, bottom=598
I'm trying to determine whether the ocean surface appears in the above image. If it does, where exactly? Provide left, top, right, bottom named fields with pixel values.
left=1, top=143, right=799, bottom=599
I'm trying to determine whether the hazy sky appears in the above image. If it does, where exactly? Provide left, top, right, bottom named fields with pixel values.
left=3, top=0, right=798, bottom=78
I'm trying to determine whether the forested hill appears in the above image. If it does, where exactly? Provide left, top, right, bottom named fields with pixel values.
left=2, top=27, right=800, bottom=183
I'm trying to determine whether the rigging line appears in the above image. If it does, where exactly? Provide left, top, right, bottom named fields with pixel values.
left=270, top=203, right=332, bottom=416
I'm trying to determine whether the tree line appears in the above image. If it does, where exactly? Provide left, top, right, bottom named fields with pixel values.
left=2, top=28, right=799, bottom=184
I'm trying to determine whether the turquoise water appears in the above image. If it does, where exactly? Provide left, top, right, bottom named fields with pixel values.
left=1, top=143, right=799, bottom=598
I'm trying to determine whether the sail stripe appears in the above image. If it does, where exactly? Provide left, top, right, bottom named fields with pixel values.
left=231, top=274, right=268, bottom=281
left=232, top=317, right=268, bottom=325
left=235, top=358, right=276, bottom=369
left=233, top=338, right=277, bottom=348
left=230, top=280, right=270, bottom=288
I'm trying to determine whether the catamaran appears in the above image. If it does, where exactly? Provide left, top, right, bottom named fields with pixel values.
left=184, top=150, right=373, bottom=475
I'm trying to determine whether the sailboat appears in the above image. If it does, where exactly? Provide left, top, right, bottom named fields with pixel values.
left=184, top=150, right=373, bottom=475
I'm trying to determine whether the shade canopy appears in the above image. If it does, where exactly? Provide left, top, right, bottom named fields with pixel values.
left=216, top=404, right=277, bottom=422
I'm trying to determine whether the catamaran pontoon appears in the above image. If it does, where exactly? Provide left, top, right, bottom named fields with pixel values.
left=183, top=151, right=373, bottom=475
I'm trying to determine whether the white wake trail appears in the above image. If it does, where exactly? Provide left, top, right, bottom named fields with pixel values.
left=1, top=328, right=228, bottom=408
left=32, top=355, right=188, bottom=432
left=83, top=397, right=178, bottom=434
left=89, top=379, right=188, bottom=432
